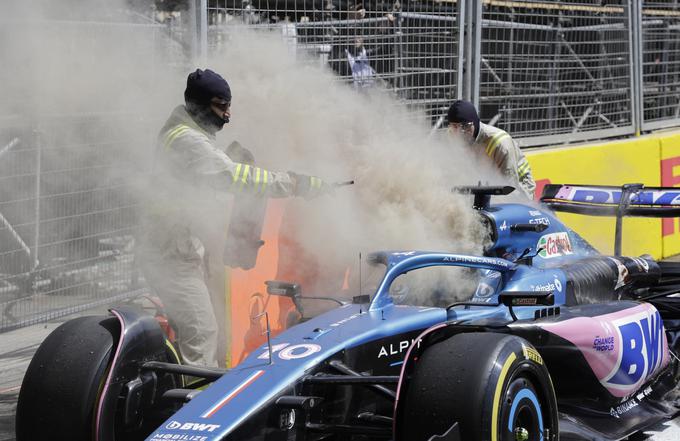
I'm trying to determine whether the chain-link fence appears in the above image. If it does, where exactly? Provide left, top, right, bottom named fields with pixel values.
left=641, top=1, right=680, bottom=130
left=0, top=11, right=186, bottom=332
left=207, top=0, right=462, bottom=124
left=0, top=114, right=149, bottom=331
left=479, top=0, right=635, bottom=145
left=202, top=0, right=680, bottom=144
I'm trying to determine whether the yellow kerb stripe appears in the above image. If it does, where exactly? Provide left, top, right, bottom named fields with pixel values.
left=491, top=352, right=517, bottom=441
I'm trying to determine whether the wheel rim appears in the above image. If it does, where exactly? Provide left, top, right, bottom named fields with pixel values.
left=503, top=377, right=544, bottom=441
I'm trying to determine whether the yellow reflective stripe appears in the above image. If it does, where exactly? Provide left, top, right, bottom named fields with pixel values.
left=311, top=176, right=321, bottom=189
left=164, top=125, right=185, bottom=144
left=262, top=170, right=268, bottom=193
left=254, top=167, right=261, bottom=192
left=491, top=352, right=517, bottom=441
left=239, top=164, right=250, bottom=191
left=164, top=125, right=190, bottom=149
left=486, top=132, right=509, bottom=157
left=518, top=161, right=531, bottom=178
left=233, top=163, right=243, bottom=184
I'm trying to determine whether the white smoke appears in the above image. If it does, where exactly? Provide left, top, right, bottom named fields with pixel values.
left=209, top=28, right=499, bottom=296
left=0, top=2, right=511, bottom=309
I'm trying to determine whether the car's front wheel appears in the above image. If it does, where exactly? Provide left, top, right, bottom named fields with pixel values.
left=396, top=332, right=558, bottom=441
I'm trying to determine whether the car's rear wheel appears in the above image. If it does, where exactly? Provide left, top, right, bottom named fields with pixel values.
left=16, top=315, right=117, bottom=441
left=397, top=332, right=558, bottom=441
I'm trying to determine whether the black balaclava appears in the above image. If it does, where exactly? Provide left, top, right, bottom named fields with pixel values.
left=447, top=100, right=480, bottom=140
left=184, top=69, right=232, bottom=134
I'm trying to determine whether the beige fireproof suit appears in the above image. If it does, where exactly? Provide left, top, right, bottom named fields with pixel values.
left=138, top=105, right=320, bottom=367
left=475, top=122, right=536, bottom=199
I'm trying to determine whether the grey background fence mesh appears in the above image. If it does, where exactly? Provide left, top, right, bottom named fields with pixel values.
left=479, top=0, right=635, bottom=145
left=642, top=1, right=680, bottom=130
left=0, top=12, right=185, bottom=332
left=207, top=0, right=461, bottom=123
left=3, top=0, right=680, bottom=332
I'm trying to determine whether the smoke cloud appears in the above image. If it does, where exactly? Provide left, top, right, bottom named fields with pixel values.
left=0, top=1, right=515, bottom=317
left=211, top=28, right=502, bottom=299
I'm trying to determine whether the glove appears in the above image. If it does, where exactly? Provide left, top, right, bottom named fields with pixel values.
left=226, top=141, right=255, bottom=165
left=288, top=172, right=333, bottom=199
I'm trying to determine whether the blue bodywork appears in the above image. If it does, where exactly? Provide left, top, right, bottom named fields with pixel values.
left=146, top=202, right=583, bottom=441
left=143, top=197, right=678, bottom=441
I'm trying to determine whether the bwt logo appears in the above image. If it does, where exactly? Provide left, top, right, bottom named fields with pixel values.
left=604, top=310, right=666, bottom=388
left=166, top=421, right=221, bottom=432
left=569, top=189, right=680, bottom=205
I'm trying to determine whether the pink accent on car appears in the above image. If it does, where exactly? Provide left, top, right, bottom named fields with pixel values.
left=393, top=322, right=448, bottom=438
left=94, top=309, right=126, bottom=441
left=538, top=303, right=669, bottom=397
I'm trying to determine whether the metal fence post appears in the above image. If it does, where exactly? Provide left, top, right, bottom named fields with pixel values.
left=629, top=0, right=643, bottom=135
left=472, top=0, right=483, bottom=108
left=191, top=0, right=208, bottom=65
left=32, top=127, right=41, bottom=272
left=457, top=0, right=466, bottom=100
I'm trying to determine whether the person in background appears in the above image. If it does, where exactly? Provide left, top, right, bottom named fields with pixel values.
left=447, top=100, right=536, bottom=199
left=138, top=68, right=332, bottom=367
left=345, top=37, right=376, bottom=89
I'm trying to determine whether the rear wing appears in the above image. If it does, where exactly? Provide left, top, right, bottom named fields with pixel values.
left=540, top=183, right=680, bottom=255
left=540, top=183, right=680, bottom=217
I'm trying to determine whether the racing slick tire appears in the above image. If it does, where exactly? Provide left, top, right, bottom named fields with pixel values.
left=16, top=315, right=118, bottom=441
left=398, top=332, right=558, bottom=441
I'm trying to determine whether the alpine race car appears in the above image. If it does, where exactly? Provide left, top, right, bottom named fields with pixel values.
left=15, top=183, right=680, bottom=441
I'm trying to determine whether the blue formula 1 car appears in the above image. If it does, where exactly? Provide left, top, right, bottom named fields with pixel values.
left=15, top=184, right=680, bottom=441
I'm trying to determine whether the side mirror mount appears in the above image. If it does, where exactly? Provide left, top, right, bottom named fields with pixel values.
left=265, top=280, right=301, bottom=298
left=266, top=280, right=303, bottom=316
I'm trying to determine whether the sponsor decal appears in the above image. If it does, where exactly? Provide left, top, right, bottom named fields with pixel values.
left=258, top=343, right=321, bottom=361
left=442, top=255, right=511, bottom=268
left=530, top=279, right=562, bottom=293
left=554, top=278, right=562, bottom=292
left=329, top=313, right=360, bottom=327
left=165, top=421, right=220, bottom=432
left=536, top=232, right=573, bottom=258
left=378, top=338, right=421, bottom=358
left=529, top=217, right=550, bottom=226
left=603, top=309, right=665, bottom=390
left=593, top=336, right=615, bottom=352
left=393, top=251, right=416, bottom=256
left=538, top=303, right=669, bottom=398
left=475, top=282, right=495, bottom=298
left=529, top=210, right=543, bottom=216
left=556, top=186, right=680, bottom=206
left=150, top=435, right=209, bottom=441
left=522, top=345, right=543, bottom=365
left=279, top=409, right=296, bottom=430
left=499, top=220, right=508, bottom=231
left=609, top=386, right=653, bottom=419
left=609, top=398, right=638, bottom=418
left=631, top=257, right=649, bottom=272
left=608, top=257, right=630, bottom=289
